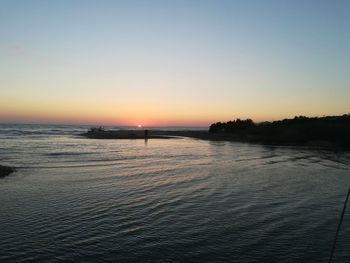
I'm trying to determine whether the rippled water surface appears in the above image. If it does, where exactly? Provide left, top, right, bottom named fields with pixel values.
left=0, top=124, right=350, bottom=262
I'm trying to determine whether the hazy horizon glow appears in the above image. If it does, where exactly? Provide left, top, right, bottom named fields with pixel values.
left=1, top=0, right=349, bottom=126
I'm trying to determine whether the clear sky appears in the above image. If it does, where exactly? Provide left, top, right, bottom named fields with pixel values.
left=1, top=0, right=349, bottom=126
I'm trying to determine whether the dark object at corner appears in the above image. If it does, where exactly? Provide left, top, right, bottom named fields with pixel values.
left=328, top=187, right=350, bottom=263
left=0, top=165, right=15, bottom=178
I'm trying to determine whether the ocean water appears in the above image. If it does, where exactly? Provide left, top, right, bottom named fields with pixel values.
left=0, top=124, right=349, bottom=263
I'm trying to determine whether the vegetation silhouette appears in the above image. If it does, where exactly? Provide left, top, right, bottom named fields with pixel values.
left=209, top=114, right=350, bottom=147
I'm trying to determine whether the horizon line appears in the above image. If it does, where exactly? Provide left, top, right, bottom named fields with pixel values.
left=1, top=112, right=349, bottom=127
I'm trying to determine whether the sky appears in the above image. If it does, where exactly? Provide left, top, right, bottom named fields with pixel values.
left=1, top=0, right=349, bottom=126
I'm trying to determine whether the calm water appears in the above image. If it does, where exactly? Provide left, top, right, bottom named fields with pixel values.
left=0, top=124, right=349, bottom=263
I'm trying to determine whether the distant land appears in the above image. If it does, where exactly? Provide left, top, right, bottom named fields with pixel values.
left=81, top=114, right=350, bottom=148
left=208, top=114, right=350, bottom=147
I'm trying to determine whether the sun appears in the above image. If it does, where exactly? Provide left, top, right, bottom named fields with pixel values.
left=137, top=124, right=142, bottom=128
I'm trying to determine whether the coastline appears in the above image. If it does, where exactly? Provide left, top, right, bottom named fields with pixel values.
left=80, top=129, right=350, bottom=150
left=81, top=129, right=178, bottom=139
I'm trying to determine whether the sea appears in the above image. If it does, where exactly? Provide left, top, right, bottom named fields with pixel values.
left=0, top=124, right=349, bottom=263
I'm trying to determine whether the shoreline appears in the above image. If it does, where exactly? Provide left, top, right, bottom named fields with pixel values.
left=80, top=129, right=350, bottom=150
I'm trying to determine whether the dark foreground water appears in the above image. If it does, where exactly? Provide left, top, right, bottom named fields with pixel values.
left=0, top=124, right=349, bottom=263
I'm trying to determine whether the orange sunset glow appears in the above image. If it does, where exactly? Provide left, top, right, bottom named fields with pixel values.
left=1, top=0, right=349, bottom=126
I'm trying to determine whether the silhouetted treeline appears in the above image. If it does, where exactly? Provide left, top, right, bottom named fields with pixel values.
left=209, top=114, right=350, bottom=147
left=209, top=119, right=255, bottom=133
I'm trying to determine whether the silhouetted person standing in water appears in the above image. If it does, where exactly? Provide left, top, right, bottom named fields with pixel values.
left=144, top=129, right=149, bottom=139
